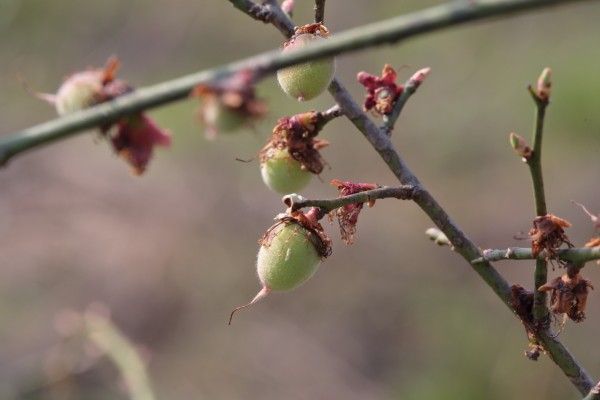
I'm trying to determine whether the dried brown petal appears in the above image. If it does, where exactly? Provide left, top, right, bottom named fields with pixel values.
left=539, top=273, right=593, bottom=322
left=330, top=179, right=379, bottom=245
left=529, top=214, right=573, bottom=259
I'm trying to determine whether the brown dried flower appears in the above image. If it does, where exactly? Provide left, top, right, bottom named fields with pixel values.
left=529, top=214, right=573, bottom=259
left=330, top=179, right=379, bottom=244
left=357, top=64, right=404, bottom=115
left=539, top=271, right=593, bottom=322
left=194, top=70, right=266, bottom=138
left=259, top=111, right=329, bottom=175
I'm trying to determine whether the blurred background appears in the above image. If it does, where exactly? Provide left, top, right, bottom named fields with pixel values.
left=0, top=0, right=599, bottom=399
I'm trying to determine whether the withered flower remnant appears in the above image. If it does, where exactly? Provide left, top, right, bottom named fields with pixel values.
left=357, top=64, right=404, bottom=115
left=39, top=57, right=170, bottom=174
left=330, top=179, right=379, bottom=244
left=259, top=111, right=329, bottom=194
left=539, top=269, right=593, bottom=322
left=194, top=70, right=266, bottom=139
left=529, top=214, right=573, bottom=259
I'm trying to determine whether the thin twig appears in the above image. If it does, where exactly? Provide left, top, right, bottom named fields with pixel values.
left=314, top=104, right=343, bottom=132
left=315, top=0, right=326, bottom=23
left=1, top=0, right=594, bottom=166
left=283, top=185, right=415, bottom=213
left=527, top=71, right=551, bottom=326
left=471, top=247, right=600, bottom=265
left=382, top=67, right=431, bottom=135
left=327, top=77, right=595, bottom=396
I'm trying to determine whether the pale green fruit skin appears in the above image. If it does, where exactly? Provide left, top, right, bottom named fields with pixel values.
left=260, top=148, right=311, bottom=194
left=277, top=34, right=335, bottom=101
left=202, top=99, right=246, bottom=133
left=257, top=222, right=321, bottom=291
left=55, top=74, right=102, bottom=115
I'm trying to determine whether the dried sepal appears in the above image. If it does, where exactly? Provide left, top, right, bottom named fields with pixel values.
left=261, top=208, right=332, bottom=259
left=194, top=70, right=266, bottom=138
left=109, top=115, right=171, bottom=175
left=330, top=179, right=378, bottom=245
left=529, top=214, right=573, bottom=259
left=538, top=270, right=593, bottom=322
left=259, top=111, right=329, bottom=175
left=357, top=64, right=404, bottom=116
left=585, top=237, right=600, bottom=248
left=509, top=132, right=533, bottom=161
left=290, top=23, right=330, bottom=40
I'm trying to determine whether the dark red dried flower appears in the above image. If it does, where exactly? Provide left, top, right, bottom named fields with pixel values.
left=529, top=214, right=573, bottom=259
left=259, top=111, right=328, bottom=174
left=539, top=271, right=593, bottom=322
left=111, top=115, right=171, bottom=175
left=510, top=284, right=544, bottom=360
left=357, top=64, right=403, bottom=115
left=194, top=70, right=266, bottom=138
left=330, top=179, right=379, bottom=244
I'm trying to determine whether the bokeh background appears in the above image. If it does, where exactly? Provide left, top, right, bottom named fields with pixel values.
left=0, top=0, right=599, bottom=399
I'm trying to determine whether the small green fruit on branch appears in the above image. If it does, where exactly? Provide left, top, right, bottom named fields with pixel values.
left=229, top=209, right=332, bottom=324
left=193, top=70, right=266, bottom=139
left=277, top=23, right=336, bottom=101
left=425, top=227, right=453, bottom=248
left=259, top=111, right=331, bottom=194
left=38, top=57, right=170, bottom=175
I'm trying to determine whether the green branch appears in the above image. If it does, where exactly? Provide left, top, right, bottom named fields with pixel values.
left=471, top=246, right=600, bottom=265
left=282, top=185, right=415, bottom=213
left=0, top=0, right=594, bottom=166
left=527, top=69, right=551, bottom=326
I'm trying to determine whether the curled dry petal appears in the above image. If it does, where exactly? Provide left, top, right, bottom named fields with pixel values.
left=330, top=179, right=379, bottom=244
left=259, top=111, right=328, bottom=175
left=529, top=214, right=573, bottom=259
left=538, top=272, right=593, bottom=322
left=357, top=64, right=403, bottom=115
left=111, top=115, right=171, bottom=175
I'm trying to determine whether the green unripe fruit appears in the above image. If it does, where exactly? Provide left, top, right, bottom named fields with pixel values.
left=201, top=97, right=246, bottom=134
left=277, top=33, right=335, bottom=101
left=260, top=148, right=312, bottom=194
left=55, top=74, right=103, bottom=115
left=257, top=221, right=321, bottom=291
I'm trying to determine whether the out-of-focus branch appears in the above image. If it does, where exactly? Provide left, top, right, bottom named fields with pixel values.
left=471, top=247, right=600, bottom=265
left=1, top=0, right=595, bottom=166
left=283, top=185, right=415, bottom=213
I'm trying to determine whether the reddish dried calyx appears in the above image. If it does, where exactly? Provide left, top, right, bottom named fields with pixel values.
left=259, top=111, right=329, bottom=175
left=194, top=70, right=266, bottom=138
left=539, top=269, right=593, bottom=322
left=39, top=57, right=170, bottom=175
left=330, top=179, right=378, bottom=244
left=357, top=64, right=404, bottom=115
left=529, top=214, right=573, bottom=259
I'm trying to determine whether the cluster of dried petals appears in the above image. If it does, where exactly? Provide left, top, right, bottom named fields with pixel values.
left=259, top=111, right=328, bottom=174
left=357, top=64, right=404, bottom=115
left=330, top=179, right=379, bottom=244
left=509, top=132, right=533, bottom=161
left=289, top=23, right=330, bottom=41
left=529, top=214, right=573, bottom=259
left=262, top=208, right=332, bottom=258
left=111, top=115, right=172, bottom=175
left=194, top=70, right=266, bottom=138
left=539, top=270, right=593, bottom=322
